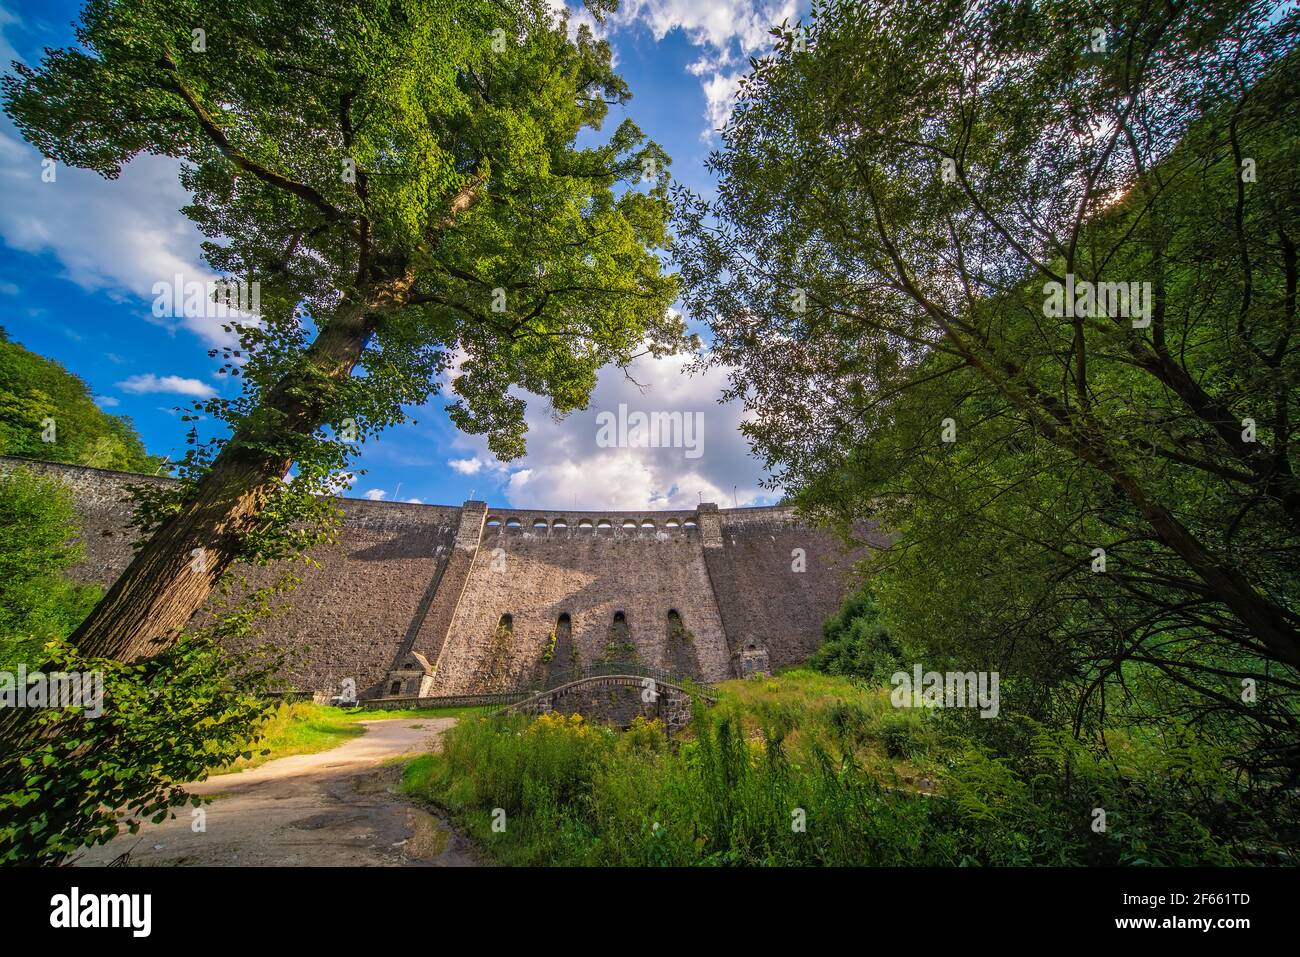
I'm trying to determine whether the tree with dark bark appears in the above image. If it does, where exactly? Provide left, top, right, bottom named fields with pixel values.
left=2, top=0, right=682, bottom=663
left=672, top=0, right=1300, bottom=754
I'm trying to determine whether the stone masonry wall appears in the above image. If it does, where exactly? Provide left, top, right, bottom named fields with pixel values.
left=430, top=513, right=730, bottom=694
left=708, top=505, right=885, bottom=670
left=537, top=680, right=687, bottom=731
left=0, top=457, right=462, bottom=697
left=1, top=457, right=871, bottom=695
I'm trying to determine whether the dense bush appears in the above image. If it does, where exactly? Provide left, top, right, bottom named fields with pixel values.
left=0, top=467, right=101, bottom=670
left=0, top=633, right=279, bottom=865
left=810, top=588, right=903, bottom=682
left=807, top=594, right=1298, bottom=862
left=403, top=672, right=1245, bottom=866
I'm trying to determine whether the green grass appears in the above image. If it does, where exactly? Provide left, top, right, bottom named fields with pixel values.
left=213, top=702, right=367, bottom=773
left=211, top=701, right=488, bottom=773
left=398, top=669, right=956, bottom=866
left=347, top=704, right=498, bottom=720
left=710, top=669, right=943, bottom=784
left=399, top=669, right=1241, bottom=866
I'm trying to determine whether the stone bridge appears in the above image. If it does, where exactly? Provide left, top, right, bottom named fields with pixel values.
left=498, top=673, right=716, bottom=736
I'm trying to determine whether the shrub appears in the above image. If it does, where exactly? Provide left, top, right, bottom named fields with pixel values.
left=0, top=634, right=278, bottom=865
left=811, top=588, right=904, bottom=683
left=872, top=707, right=929, bottom=760
left=0, top=467, right=102, bottom=670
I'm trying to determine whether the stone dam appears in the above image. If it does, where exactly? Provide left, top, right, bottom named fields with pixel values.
left=1, top=457, right=879, bottom=700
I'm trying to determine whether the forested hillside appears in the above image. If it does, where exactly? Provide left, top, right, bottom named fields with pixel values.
left=0, top=327, right=160, bottom=472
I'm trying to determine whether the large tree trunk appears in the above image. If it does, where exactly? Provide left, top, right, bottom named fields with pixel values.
left=70, top=290, right=388, bottom=662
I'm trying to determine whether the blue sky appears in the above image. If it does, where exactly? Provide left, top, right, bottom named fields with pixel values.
left=0, top=0, right=805, bottom=510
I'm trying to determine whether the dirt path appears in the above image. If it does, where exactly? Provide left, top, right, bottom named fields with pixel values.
left=74, top=718, right=480, bottom=867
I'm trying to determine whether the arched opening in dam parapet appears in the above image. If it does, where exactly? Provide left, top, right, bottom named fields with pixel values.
left=666, top=609, right=702, bottom=681
left=486, top=516, right=501, bottom=529
left=596, top=519, right=614, bottom=535
left=532, top=518, right=548, bottom=531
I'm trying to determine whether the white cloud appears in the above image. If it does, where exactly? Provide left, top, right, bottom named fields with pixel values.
left=449, top=456, right=484, bottom=475
left=94, top=395, right=120, bottom=408
left=0, top=115, right=241, bottom=350
left=611, top=0, right=801, bottom=140
left=616, top=0, right=797, bottom=51
left=117, top=373, right=216, bottom=398
left=0, top=4, right=23, bottom=73
left=404, top=497, right=423, bottom=504
left=452, top=345, right=774, bottom=511
left=362, top=488, right=388, bottom=501
left=699, top=71, right=744, bottom=140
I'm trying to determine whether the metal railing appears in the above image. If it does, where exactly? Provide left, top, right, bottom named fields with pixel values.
left=359, top=690, right=530, bottom=711
left=357, top=660, right=712, bottom=711
left=495, top=662, right=717, bottom=718
left=528, top=660, right=708, bottom=695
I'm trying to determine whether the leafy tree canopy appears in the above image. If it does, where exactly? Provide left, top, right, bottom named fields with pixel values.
left=673, top=0, right=1300, bottom=782
left=3, top=0, right=683, bottom=478
left=2, top=0, right=685, bottom=658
